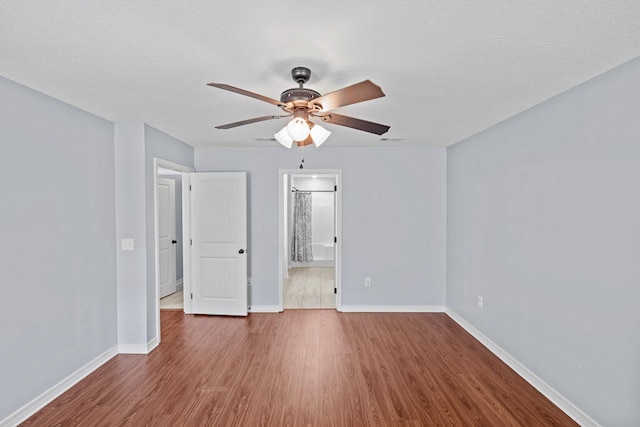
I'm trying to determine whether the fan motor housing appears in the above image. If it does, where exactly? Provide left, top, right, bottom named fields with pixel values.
left=280, top=88, right=321, bottom=104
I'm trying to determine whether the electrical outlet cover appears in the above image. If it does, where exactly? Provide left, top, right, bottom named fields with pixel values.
left=121, top=238, right=134, bottom=251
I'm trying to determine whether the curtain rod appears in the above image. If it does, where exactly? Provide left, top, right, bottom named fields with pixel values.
left=291, top=187, right=335, bottom=193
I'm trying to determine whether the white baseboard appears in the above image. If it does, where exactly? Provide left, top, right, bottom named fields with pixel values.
left=1, top=346, right=118, bottom=427
left=340, top=305, right=445, bottom=313
left=247, top=305, right=445, bottom=313
left=117, top=344, right=147, bottom=354
left=248, top=305, right=282, bottom=313
left=147, top=337, right=159, bottom=353
left=118, top=337, right=158, bottom=354
left=444, top=309, right=599, bottom=427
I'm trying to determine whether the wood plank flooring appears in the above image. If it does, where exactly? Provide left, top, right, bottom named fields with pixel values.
left=22, top=311, right=577, bottom=426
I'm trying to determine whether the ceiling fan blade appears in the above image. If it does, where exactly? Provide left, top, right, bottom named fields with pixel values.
left=310, top=80, right=385, bottom=112
left=313, top=112, right=390, bottom=135
left=207, top=83, right=286, bottom=108
left=215, top=114, right=291, bottom=129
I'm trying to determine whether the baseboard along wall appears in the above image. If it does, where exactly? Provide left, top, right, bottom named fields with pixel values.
left=444, top=308, right=599, bottom=427
left=341, top=305, right=445, bottom=313
left=0, top=346, right=119, bottom=427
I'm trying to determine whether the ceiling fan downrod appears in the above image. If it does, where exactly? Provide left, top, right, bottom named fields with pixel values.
left=279, top=67, right=321, bottom=111
left=291, top=66, right=312, bottom=87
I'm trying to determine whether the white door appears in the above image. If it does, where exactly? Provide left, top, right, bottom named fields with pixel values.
left=158, top=177, right=177, bottom=298
left=190, top=172, right=248, bottom=316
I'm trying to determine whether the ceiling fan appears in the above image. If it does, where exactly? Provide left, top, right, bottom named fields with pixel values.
left=207, top=67, right=390, bottom=148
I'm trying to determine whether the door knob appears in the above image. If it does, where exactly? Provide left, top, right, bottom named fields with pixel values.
left=171, top=240, right=177, bottom=244
left=239, top=249, right=245, bottom=254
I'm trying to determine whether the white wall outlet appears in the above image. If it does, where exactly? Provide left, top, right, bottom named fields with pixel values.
left=121, top=238, right=134, bottom=251
left=477, top=295, right=484, bottom=309
left=364, top=277, right=372, bottom=286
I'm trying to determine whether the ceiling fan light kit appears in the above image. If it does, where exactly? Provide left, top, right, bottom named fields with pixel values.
left=274, top=126, right=294, bottom=148
left=286, top=111, right=311, bottom=141
left=208, top=66, right=389, bottom=148
left=309, top=122, right=331, bottom=147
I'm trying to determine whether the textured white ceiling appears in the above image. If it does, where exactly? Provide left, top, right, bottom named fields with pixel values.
left=2, top=1, right=640, bottom=148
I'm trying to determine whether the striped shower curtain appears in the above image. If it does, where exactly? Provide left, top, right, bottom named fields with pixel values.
left=291, top=191, right=313, bottom=262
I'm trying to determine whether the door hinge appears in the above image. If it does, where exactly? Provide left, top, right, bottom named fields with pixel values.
left=190, top=293, right=193, bottom=300
left=334, top=287, right=337, bottom=294
left=190, top=239, right=193, bottom=246
left=334, top=185, right=337, bottom=192
left=334, top=236, right=337, bottom=243
left=189, top=185, right=192, bottom=191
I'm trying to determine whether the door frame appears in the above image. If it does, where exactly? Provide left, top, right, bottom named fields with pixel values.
left=278, top=169, right=343, bottom=311
left=153, top=158, right=194, bottom=343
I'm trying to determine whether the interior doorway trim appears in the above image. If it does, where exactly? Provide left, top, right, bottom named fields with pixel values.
left=278, top=169, right=343, bottom=311
left=153, top=158, right=194, bottom=344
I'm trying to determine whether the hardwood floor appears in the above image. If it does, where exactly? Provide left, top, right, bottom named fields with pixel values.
left=22, top=311, right=577, bottom=426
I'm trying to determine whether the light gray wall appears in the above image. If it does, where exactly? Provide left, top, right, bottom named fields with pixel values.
left=115, top=124, right=194, bottom=347
left=447, top=56, right=640, bottom=425
left=115, top=123, right=147, bottom=346
left=195, top=147, right=447, bottom=307
left=0, top=76, right=117, bottom=420
left=144, top=125, right=193, bottom=341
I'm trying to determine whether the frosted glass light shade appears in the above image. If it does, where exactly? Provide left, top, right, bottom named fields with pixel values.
left=286, top=117, right=310, bottom=141
left=310, top=124, right=331, bottom=147
left=274, top=126, right=293, bottom=148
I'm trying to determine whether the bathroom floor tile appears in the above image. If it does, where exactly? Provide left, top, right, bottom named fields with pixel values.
left=284, top=267, right=335, bottom=309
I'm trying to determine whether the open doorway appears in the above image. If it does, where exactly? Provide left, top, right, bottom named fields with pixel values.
left=153, top=158, right=193, bottom=342
left=157, top=169, right=182, bottom=309
left=278, top=169, right=342, bottom=311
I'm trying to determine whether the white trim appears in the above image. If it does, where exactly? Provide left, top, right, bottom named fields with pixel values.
left=0, top=346, right=118, bottom=427
left=117, top=344, right=149, bottom=354
left=153, top=158, right=194, bottom=346
left=147, top=337, right=159, bottom=353
left=278, top=169, right=343, bottom=312
left=248, top=305, right=283, bottom=313
left=340, top=305, right=446, bottom=313
left=445, top=309, right=599, bottom=427
left=117, top=336, right=159, bottom=355
left=182, top=173, right=192, bottom=314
